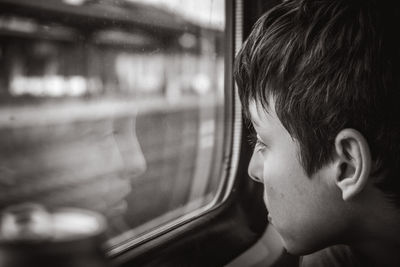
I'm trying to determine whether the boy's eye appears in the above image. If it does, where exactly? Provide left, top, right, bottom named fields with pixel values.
left=255, top=137, right=267, bottom=152
left=247, top=132, right=267, bottom=152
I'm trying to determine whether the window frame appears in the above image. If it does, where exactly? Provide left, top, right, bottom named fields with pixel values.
left=0, top=0, right=270, bottom=264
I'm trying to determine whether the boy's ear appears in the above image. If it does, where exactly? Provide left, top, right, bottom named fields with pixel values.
left=333, top=129, right=372, bottom=201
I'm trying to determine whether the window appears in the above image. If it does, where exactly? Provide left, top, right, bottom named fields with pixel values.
left=0, top=0, right=227, bottom=252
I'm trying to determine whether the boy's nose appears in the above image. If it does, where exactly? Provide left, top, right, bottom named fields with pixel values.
left=112, top=116, right=147, bottom=178
left=248, top=150, right=263, bottom=183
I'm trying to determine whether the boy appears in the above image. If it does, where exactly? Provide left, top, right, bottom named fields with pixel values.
left=234, top=0, right=400, bottom=266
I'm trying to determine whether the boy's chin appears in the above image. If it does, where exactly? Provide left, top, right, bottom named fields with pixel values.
left=281, top=238, right=327, bottom=256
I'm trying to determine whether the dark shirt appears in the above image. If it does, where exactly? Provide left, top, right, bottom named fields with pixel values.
left=300, top=245, right=362, bottom=267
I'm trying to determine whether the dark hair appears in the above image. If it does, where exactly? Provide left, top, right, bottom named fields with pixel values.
left=234, top=0, right=400, bottom=206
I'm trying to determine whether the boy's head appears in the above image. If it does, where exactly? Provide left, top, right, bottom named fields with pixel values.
left=234, top=0, right=400, bottom=207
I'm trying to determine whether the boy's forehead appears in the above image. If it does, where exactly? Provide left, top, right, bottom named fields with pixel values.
left=248, top=100, right=275, bottom=127
left=248, top=99, right=294, bottom=143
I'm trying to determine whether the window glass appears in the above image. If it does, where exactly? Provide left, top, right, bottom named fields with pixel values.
left=0, top=0, right=225, bottom=247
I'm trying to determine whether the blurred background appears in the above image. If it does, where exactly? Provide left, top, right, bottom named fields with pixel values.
left=0, top=0, right=225, bottom=245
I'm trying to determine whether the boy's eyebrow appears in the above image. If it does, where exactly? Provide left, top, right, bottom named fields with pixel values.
left=250, top=118, right=260, bottom=128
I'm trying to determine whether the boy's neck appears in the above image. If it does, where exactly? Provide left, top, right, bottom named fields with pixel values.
left=350, top=194, right=400, bottom=266
left=353, top=238, right=400, bottom=266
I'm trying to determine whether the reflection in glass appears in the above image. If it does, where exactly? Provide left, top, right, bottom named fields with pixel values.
left=0, top=0, right=225, bottom=246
